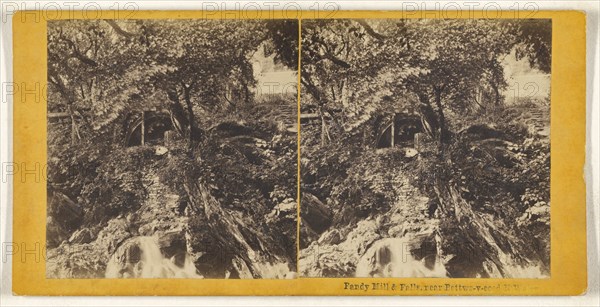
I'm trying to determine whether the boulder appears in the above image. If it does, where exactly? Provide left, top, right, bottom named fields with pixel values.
left=300, top=193, right=332, bottom=234
left=355, top=237, right=446, bottom=278
left=95, top=217, right=133, bottom=258
left=299, top=219, right=381, bottom=278
left=157, top=229, right=187, bottom=259
left=154, top=146, right=168, bottom=156
left=104, top=237, right=143, bottom=277
left=299, top=220, right=319, bottom=249
left=46, top=243, right=105, bottom=278
left=114, top=237, right=143, bottom=265
left=318, top=229, right=343, bottom=245
left=212, top=121, right=253, bottom=137
left=404, top=148, right=418, bottom=158
left=46, top=191, right=83, bottom=247
left=266, top=198, right=296, bottom=221
left=461, top=124, right=505, bottom=140
left=69, top=228, right=95, bottom=244
left=46, top=216, right=69, bottom=248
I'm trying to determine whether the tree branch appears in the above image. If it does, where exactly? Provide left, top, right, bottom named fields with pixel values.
left=355, top=20, right=387, bottom=40
left=63, top=37, right=98, bottom=67
left=105, top=20, right=135, bottom=38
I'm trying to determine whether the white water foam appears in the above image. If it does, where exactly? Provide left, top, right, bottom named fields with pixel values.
left=106, top=236, right=203, bottom=278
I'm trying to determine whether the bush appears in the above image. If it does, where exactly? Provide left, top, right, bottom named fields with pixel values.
left=78, top=146, right=153, bottom=225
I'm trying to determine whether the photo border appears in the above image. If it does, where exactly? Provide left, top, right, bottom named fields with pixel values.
left=12, top=10, right=586, bottom=296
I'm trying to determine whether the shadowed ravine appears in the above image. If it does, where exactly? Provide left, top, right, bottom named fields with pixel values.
left=299, top=158, right=549, bottom=279
left=47, top=139, right=297, bottom=279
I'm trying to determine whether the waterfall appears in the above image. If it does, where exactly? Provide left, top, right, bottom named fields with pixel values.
left=355, top=238, right=447, bottom=278
left=105, top=236, right=203, bottom=278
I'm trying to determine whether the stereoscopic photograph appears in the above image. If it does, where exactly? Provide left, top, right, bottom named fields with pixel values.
left=44, top=17, right=554, bottom=281
left=46, top=19, right=299, bottom=279
left=299, top=19, right=551, bottom=278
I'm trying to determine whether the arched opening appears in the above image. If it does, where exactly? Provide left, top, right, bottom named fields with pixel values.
left=125, top=112, right=174, bottom=147
left=376, top=113, right=423, bottom=149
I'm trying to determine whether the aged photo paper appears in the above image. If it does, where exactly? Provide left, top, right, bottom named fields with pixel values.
left=11, top=10, right=586, bottom=296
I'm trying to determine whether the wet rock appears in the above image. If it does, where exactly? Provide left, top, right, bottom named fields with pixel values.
left=47, top=191, right=83, bottom=248
left=46, top=216, right=69, bottom=248
left=299, top=220, right=319, bottom=249
left=46, top=216, right=132, bottom=278
left=318, top=229, right=342, bottom=245
left=105, top=237, right=143, bottom=277
left=300, top=219, right=381, bottom=277
left=355, top=237, right=447, bottom=278
left=231, top=256, right=254, bottom=279
left=185, top=178, right=295, bottom=279
left=69, top=228, right=95, bottom=244
left=300, top=193, right=332, bottom=234
left=157, top=230, right=187, bottom=259
left=434, top=185, right=548, bottom=278
left=266, top=198, right=296, bottom=221
left=300, top=175, right=438, bottom=277
left=105, top=236, right=203, bottom=279
left=95, top=217, right=133, bottom=258
left=115, top=238, right=142, bottom=264
left=46, top=243, right=105, bottom=278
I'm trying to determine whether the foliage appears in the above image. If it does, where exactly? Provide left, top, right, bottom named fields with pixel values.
left=47, top=19, right=299, bottom=259
left=513, top=19, right=552, bottom=73
left=48, top=139, right=152, bottom=228
left=300, top=19, right=552, bottom=275
left=264, top=19, right=299, bottom=69
left=48, top=20, right=293, bottom=148
left=300, top=20, right=410, bottom=133
left=299, top=19, right=551, bottom=146
left=48, top=20, right=152, bottom=139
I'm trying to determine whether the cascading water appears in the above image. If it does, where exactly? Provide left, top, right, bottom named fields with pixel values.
left=105, top=236, right=203, bottom=278
left=355, top=238, right=447, bottom=278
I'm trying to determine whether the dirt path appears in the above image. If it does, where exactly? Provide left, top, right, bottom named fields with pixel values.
left=135, top=164, right=188, bottom=237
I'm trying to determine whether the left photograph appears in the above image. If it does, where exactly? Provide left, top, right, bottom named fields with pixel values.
left=46, top=19, right=299, bottom=279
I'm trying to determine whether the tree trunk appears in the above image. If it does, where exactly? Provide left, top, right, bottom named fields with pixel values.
left=434, top=88, right=449, bottom=145
left=416, top=92, right=439, bottom=141
left=68, top=105, right=81, bottom=145
left=302, top=77, right=333, bottom=146
left=318, top=107, right=330, bottom=146
left=167, top=89, right=188, bottom=138
left=491, top=83, right=501, bottom=106
left=183, top=86, right=195, bottom=149
left=243, top=80, right=251, bottom=105
left=390, top=113, right=395, bottom=148
left=141, top=110, right=145, bottom=146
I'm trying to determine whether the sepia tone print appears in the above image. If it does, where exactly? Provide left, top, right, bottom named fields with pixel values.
left=46, top=19, right=299, bottom=279
left=299, top=19, right=551, bottom=278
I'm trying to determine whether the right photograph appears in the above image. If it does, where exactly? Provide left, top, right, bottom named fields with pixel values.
left=299, top=19, right=551, bottom=278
